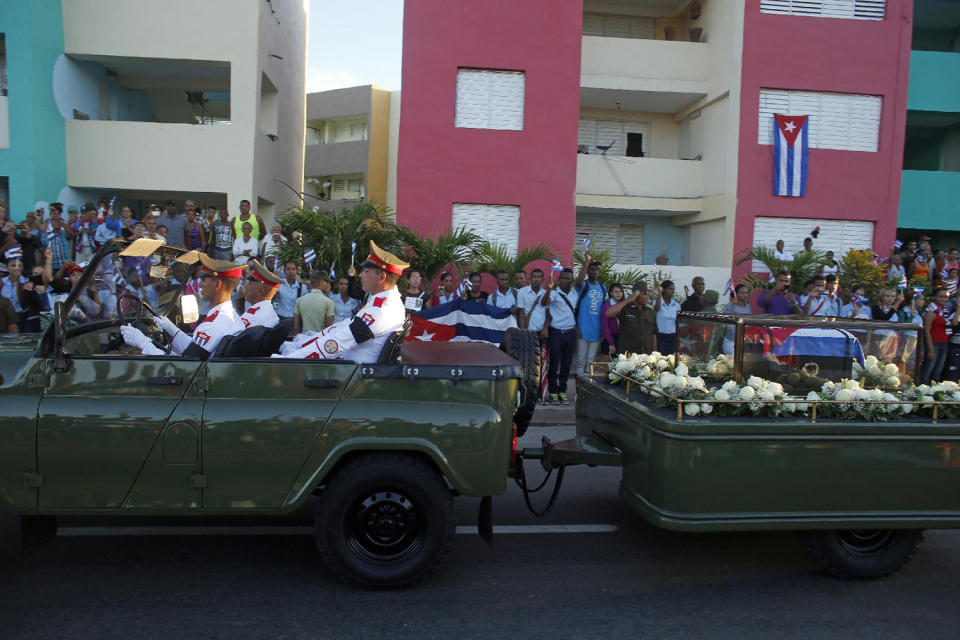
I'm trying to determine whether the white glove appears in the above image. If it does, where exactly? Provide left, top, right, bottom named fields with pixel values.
left=121, top=325, right=164, bottom=356
left=153, top=314, right=178, bottom=336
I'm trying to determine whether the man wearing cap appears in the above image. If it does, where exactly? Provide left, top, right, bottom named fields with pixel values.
left=275, top=241, right=407, bottom=362
left=238, top=260, right=281, bottom=329
left=605, top=281, right=658, bottom=356
left=294, top=269, right=335, bottom=334
left=120, top=254, right=243, bottom=358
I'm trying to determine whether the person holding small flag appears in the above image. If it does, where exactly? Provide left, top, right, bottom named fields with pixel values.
left=40, top=215, right=70, bottom=271
left=574, top=252, right=607, bottom=374
left=840, top=286, right=872, bottom=320
left=541, top=267, right=578, bottom=404
left=2, top=248, right=43, bottom=331
left=432, top=271, right=457, bottom=306
left=721, top=283, right=753, bottom=354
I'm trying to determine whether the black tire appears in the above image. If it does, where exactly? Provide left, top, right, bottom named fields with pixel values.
left=798, top=529, right=925, bottom=580
left=314, top=453, right=455, bottom=588
left=500, top=327, right=541, bottom=437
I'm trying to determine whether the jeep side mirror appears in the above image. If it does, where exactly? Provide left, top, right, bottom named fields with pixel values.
left=181, top=294, right=200, bottom=324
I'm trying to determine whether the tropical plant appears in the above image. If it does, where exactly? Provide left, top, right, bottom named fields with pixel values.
left=570, top=248, right=662, bottom=291
left=735, top=246, right=829, bottom=293
left=837, top=249, right=889, bottom=301
left=396, top=226, right=482, bottom=283
left=473, top=241, right=556, bottom=279
left=275, top=201, right=403, bottom=275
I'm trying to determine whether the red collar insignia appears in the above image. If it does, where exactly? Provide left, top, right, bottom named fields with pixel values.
left=372, top=296, right=386, bottom=308
left=203, top=310, right=219, bottom=323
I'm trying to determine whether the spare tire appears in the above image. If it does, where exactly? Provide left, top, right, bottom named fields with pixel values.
left=500, top=328, right=540, bottom=437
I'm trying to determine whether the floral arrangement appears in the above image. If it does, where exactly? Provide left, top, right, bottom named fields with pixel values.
left=606, top=352, right=960, bottom=422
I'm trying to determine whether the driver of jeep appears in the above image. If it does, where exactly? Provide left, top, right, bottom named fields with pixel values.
left=120, top=254, right=243, bottom=358
left=273, top=241, right=407, bottom=362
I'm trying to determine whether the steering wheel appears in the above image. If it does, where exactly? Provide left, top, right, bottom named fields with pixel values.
left=117, top=294, right=170, bottom=352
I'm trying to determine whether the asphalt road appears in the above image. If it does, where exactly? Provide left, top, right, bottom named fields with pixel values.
left=1, top=423, right=958, bottom=639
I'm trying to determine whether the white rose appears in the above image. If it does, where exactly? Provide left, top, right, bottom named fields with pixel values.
left=869, top=389, right=884, bottom=401
left=900, top=403, right=915, bottom=413
left=768, top=382, right=784, bottom=396
left=852, top=361, right=864, bottom=373
left=760, top=390, right=776, bottom=402
left=836, top=389, right=854, bottom=402
left=656, top=359, right=670, bottom=370
left=684, top=403, right=700, bottom=416
left=821, top=382, right=836, bottom=394
left=866, top=365, right=882, bottom=378
left=921, top=395, right=935, bottom=405
left=674, top=364, right=689, bottom=377
left=659, top=372, right=676, bottom=388
left=739, top=386, right=756, bottom=401
left=917, top=384, right=932, bottom=395
left=884, top=376, right=900, bottom=388
left=854, top=389, right=870, bottom=401
left=672, top=376, right=688, bottom=390
left=706, top=363, right=718, bottom=376
left=637, top=366, right=652, bottom=379
left=806, top=391, right=821, bottom=401
left=883, top=363, right=899, bottom=376
left=843, top=379, right=861, bottom=390
left=865, top=355, right=879, bottom=367
left=722, top=380, right=740, bottom=393
left=691, top=376, right=707, bottom=390
left=942, top=381, right=959, bottom=393
left=615, top=360, right=634, bottom=375
left=650, top=351, right=662, bottom=358
left=700, top=403, right=714, bottom=415
left=747, top=376, right=764, bottom=389
left=783, top=402, right=796, bottom=412
left=714, top=389, right=730, bottom=402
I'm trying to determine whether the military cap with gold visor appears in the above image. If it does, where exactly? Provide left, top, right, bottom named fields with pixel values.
left=362, top=240, right=410, bottom=275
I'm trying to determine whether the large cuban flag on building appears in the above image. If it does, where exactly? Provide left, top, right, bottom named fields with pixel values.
left=772, top=114, right=809, bottom=197
left=408, top=299, right=517, bottom=345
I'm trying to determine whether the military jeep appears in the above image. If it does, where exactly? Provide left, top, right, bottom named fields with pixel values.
left=0, top=239, right=539, bottom=587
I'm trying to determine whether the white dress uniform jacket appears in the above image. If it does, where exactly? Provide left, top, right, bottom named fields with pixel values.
left=171, top=300, right=244, bottom=355
left=239, top=300, right=280, bottom=330
left=274, top=287, right=405, bottom=362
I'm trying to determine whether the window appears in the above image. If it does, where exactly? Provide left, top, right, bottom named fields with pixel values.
left=582, top=13, right=657, bottom=39
left=575, top=221, right=644, bottom=264
left=760, top=0, right=885, bottom=21
left=259, top=72, right=279, bottom=137
left=452, top=203, right=520, bottom=256
left=455, top=69, right=525, bottom=131
left=578, top=118, right=650, bottom=157
left=751, top=216, right=873, bottom=271
left=758, top=89, right=882, bottom=152
left=328, top=174, right=364, bottom=200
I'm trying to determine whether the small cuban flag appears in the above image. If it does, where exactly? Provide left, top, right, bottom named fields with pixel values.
left=329, top=261, right=336, bottom=278
left=893, top=239, right=903, bottom=250
left=551, top=259, right=563, bottom=272
left=898, top=276, right=908, bottom=290
left=303, top=247, right=317, bottom=266
left=722, top=278, right=733, bottom=300
left=913, top=286, right=926, bottom=298
left=850, top=293, right=868, bottom=304
left=772, top=114, right=809, bottom=197
left=113, top=270, right=127, bottom=291
left=4, top=246, right=23, bottom=261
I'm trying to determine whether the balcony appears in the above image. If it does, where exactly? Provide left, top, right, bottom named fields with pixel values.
left=899, top=170, right=960, bottom=230
left=908, top=51, right=960, bottom=113
left=575, top=154, right=703, bottom=212
left=304, top=139, right=368, bottom=177
left=66, top=119, right=242, bottom=193
left=580, top=35, right=708, bottom=112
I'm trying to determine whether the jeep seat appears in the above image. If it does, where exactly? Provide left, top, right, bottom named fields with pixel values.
left=213, top=318, right=295, bottom=359
left=377, top=318, right=412, bottom=364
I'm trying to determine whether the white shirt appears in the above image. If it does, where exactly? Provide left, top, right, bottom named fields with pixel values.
left=517, top=285, right=547, bottom=332
left=260, top=235, right=286, bottom=259
left=240, top=299, right=280, bottom=330
left=232, top=236, right=259, bottom=264
left=182, top=300, right=244, bottom=354
left=489, top=288, right=518, bottom=311
left=774, top=248, right=794, bottom=262
left=656, top=297, right=680, bottom=334
left=546, top=287, right=578, bottom=330
left=276, top=287, right=405, bottom=363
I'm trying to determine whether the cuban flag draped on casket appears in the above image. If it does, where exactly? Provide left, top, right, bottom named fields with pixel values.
left=771, top=327, right=865, bottom=365
left=408, top=299, right=517, bottom=345
left=773, top=114, right=809, bottom=197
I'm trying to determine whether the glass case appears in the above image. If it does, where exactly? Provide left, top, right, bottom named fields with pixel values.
left=676, top=313, right=922, bottom=393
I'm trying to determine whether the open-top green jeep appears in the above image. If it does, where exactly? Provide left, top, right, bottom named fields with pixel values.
left=0, top=239, right=539, bottom=587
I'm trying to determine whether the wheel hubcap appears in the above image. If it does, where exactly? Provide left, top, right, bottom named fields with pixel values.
left=346, top=490, right=424, bottom=565
left=837, top=529, right=895, bottom=556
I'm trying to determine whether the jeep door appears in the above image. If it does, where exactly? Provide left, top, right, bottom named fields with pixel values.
left=201, top=357, right=357, bottom=509
left=37, top=354, right=204, bottom=509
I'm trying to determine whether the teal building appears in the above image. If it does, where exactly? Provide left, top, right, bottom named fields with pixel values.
left=899, top=0, right=960, bottom=247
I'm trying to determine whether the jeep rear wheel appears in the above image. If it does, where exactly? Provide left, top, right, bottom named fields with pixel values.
left=314, top=453, right=455, bottom=588
left=500, top=328, right=541, bottom=437
left=798, top=529, right=924, bottom=580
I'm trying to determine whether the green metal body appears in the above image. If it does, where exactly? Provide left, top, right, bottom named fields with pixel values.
left=576, top=375, right=960, bottom=532
left=0, top=327, right=517, bottom=516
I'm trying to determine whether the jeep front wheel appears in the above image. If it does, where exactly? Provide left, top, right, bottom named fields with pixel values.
left=314, top=453, right=456, bottom=588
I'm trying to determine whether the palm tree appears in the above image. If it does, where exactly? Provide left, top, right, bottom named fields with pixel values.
left=473, top=241, right=556, bottom=279
left=396, top=226, right=482, bottom=282
left=571, top=248, right=651, bottom=289
left=735, top=246, right=829, bottom=293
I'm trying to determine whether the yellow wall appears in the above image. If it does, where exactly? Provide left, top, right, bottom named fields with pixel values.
left=366, top=87, right=391, bottom=206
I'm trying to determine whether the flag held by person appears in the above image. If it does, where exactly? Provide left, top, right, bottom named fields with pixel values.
left=303, top=247, right=316, bottom=266
left=4, top=247, right=23, bottom=261
left=772, top=114, right=809, bottom=197
left=407, top=299, right=517, bottom=345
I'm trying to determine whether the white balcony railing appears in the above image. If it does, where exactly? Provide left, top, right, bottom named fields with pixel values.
left=580, top=35, right=709, bottom=94
left=576, top=154, right=703, bottom=200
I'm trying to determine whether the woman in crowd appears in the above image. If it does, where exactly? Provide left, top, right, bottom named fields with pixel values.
left=401, top=270, right=431, bottom=313
left=119, top=206, right=138, bottom=240
left=600, top=283, right=624, bottom=357
left=330, top=275, right=362, bottom=323
left=840, top=285, right=872, bottom=319
left=432, top=271, right=457, bottom=306
left=232, top=221, right=258, bottom=264
left=1, top=256, right=44, bottom=332
left=871, top=287, right=902, bottom=361
left=184, top=207, right=206, bottom=252
left=462, top=272, right=487, bottom=303
left=921, top=287, right=953, bottom=383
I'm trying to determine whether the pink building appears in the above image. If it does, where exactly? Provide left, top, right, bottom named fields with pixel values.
left=397, top=0, right=913, bottom=288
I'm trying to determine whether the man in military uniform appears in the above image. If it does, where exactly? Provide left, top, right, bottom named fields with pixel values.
left=120, top=254, right=244, bottom=358
left=275, top=241, right=407, bottom=362
left=604, top=281, right=658, bottom=355
left=239, top=259, right=281, bottom=329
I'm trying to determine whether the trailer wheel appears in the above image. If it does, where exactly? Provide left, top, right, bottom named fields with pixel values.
left=798, top=529, right=924, bottom=580
left=500, top=328, right=541, bottom=437
left=314, top=453, right=455, bottom=588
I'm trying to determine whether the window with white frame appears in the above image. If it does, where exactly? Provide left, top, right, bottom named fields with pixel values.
left=452, top=203, right=520, bottom=256
left=578, top=118, right=650, bottom=157
left=760, top=0, right=885, bottom=20
left=328, top=174, right=365, bottom=200
left=455, top=69, right=525, bottom=131
left=575, top=220, right=644, bottom=264
left=582, top=13, right=656, bottom=39
left=758, top=89, right=882, bottom=152
left=751, top=216, right=873, bottom=271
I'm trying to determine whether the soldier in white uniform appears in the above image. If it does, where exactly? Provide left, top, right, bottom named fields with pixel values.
left=274, top=241, right=408, bottom=362
left=239, top=259, right=281, bottom=329
left=121, top=254, right=244, bottom=359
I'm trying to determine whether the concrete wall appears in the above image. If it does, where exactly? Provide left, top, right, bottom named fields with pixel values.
left=304, top=140, right=369, bottom=177
left=733, top=0, right=913, bottom=278
left=576, top=154, right=703, bottom=199
left=306, top=85, right=371, bottom=120
left=580, top=36, right=708, bottom=94
left=396, top=0, right=583, bottom=258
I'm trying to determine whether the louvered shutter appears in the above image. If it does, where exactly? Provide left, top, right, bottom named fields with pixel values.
left=758, top=89, right=881, bottom=152
left=583, top=13, right=604, bottom=35
left=455, top=69, right=524, bottom=131
left=579, top=119, right=650, bottom=156
left=629, top=17, right=657, bottom=39
left=604, top=15, right=631, bottom=38
left=575, top=221, right=643, bottom=264
left=453, top=203, right=520, bottom=256
left=616, top=224, right=644, bottom=264
left=752, top=216, right=874, bottom=270
left=760, top=0, right=884, bottom=19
